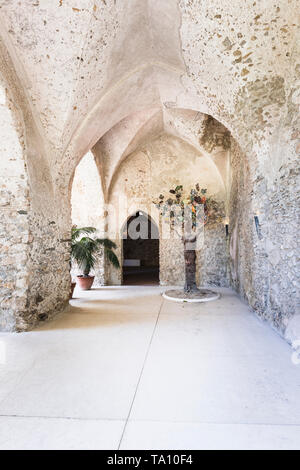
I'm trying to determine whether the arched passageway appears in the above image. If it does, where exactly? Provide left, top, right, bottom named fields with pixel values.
left=122, top=212, right=159, bottom=285
left=0, top=0, right=297, bottom=342
left=70, top=151, right=106, bottom=286
left=0, top=0, right=299, bottom=452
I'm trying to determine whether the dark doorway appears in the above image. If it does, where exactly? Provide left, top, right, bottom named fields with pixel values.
left=122, top=212, right=159, bottom=285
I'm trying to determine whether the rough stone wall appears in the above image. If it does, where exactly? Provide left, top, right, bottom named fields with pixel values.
left=160, top=222, right=229, bottom=288
left=0, top=1, right=298, bottom=340
left=229, top=139, right=259, bottom=301
left=264, top=165, right=299, bottom=334
left=229, top=138, right=299, bottom=342
left=227, top=21, right=300, bottom=343
left=198, top=224, right=229, bottom=287
left=71, top=151, right=105, bottom=285
left=24, top=208, right=71, bottom=330
left=159, top=236, right=184, bottom=286
left=108, top=133, right=228, bottom=287
left=0, top=74, right=71, bottom=331
left=0, top=79, right=30, bottom=331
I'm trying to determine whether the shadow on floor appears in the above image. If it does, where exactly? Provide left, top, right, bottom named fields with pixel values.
left=123, top=267, right=159, bottom=286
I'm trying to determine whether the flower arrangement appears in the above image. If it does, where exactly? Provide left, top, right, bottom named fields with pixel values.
left=153, top=184, right=222, bottom=293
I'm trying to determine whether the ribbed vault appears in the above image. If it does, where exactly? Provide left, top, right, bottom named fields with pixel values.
left=0, top=0, right=298, bottom=182
left=0, top=0, right=299, bottom=340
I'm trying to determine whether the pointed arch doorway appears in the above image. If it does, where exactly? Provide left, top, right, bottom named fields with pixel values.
left=122, top=211, right=159, bottom=285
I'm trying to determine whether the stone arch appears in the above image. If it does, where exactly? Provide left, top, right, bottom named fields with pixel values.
left=107, top=129, right=227, bottom=203
left=105, top=130, right=228, bottom=287
left=60, top=66, right=248, bottom=189
left=68, top=150, right=105, bottom=210
left=0, top=40, right=71, bottom=331
left=121, top=211, right=160, bottom=285
left=0, top=0, right=297, bottom=340
left=70, top=151, right=106, bottom=286
left=86, top=106, right=230, bottom=205
left=121, top=210, right=159, bottom=238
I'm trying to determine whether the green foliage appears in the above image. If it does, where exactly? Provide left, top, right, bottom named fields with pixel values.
left=71, top=226, right=96, bottom=241
left=71, top=226, right=120, bottom=276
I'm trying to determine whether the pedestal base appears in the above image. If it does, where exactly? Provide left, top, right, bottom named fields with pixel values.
left=162, top=288, right=220, bottom=303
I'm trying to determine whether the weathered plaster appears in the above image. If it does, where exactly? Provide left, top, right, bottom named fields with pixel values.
left=107, top=133, right=227, bottom=287
left=0, top=1, right=298, bottom=340
left=71, top=151, right=106, bottom=285
left=0, top=70, right=70, bottom=331
left=229, top=137, right=299, bottom=343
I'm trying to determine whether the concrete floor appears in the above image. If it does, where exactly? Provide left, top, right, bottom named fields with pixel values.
left=0, top=286, right=299, bottom=450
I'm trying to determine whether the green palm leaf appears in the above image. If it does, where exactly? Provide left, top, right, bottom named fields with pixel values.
left=105, top=248, right=120, bottom=268
left=71, top=226, right=96, bottom=242
left=71, top=227, right=120, bottom=275
left=96, top=238, right=117, bottom=250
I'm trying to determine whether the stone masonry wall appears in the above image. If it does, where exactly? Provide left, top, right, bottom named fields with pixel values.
left=0, top=80, right=30, bottom=331
left=0, top=1, right=298, bottom=339
left=0, top=73, right=70, bottom=332
left=108, top=133, right=228, bottom=287
left=229, top=138, right=299, bottom=342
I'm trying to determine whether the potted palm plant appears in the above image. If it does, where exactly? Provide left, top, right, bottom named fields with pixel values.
left=71, top=226, right=120, bottom=291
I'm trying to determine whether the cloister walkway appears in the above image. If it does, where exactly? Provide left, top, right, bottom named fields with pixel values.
left=0, top=286, right=299, bottom=450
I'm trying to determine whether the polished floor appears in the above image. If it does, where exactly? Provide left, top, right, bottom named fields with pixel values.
left=0, top=286, right=299, bottom=450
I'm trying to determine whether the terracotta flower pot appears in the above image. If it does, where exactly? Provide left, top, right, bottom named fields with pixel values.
left=70, top=282, right=76, bottom=299
left=77, top=275, right=95, bottom=290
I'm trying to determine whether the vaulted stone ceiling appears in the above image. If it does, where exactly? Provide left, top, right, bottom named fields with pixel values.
left=92, top=108, right=230, bottom=201
left=0, top=0, right=298, bottom=339
left=0, top=0, right=298, bottom=180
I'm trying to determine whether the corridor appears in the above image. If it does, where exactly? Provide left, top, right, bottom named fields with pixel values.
left=0, top=287, right=299, bottom=450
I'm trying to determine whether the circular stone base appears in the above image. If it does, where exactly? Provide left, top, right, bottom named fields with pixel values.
left=162, top=289, right=220, bottom=303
